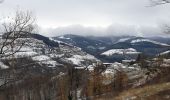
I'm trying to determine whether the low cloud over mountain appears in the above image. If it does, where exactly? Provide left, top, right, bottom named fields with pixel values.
left=39, top=24, right=167, bottom=37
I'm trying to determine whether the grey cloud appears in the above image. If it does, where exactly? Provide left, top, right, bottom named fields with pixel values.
left=39, top=24, right=166, bottom=37
left=0, top=0, right=170, bottom=36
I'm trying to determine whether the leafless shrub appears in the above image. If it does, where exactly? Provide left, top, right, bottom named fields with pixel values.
left=0, top=10, right=36, bottom=89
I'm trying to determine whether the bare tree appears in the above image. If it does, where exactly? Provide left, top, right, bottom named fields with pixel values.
left=0, top=10, right=35, bottom=88
left=0, top=10, right=35, bottom=58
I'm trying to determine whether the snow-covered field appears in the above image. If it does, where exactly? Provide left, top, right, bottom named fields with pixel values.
left=101, top=48, right=140, bottom=56
left=67, top=54, right=98, bottom=66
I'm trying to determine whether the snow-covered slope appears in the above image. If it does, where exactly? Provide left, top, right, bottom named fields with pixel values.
left=117, top=37, right=131, bottom=43
left=102, top=62, right=142, bottom=85
left=101, top=48, right=140, bottom=56
left=58, top=36, right=70, bottom=40
left=130, top=38, right=170, bottom=46
left=66, top=54, right=97, bottom=65
left=53, top=35, right=170, bottom=62
left=160, top=50, right=170, bottom=55
left=0, top=34, right=99, bottom=69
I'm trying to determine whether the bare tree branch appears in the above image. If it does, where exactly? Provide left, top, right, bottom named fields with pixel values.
left=0, top=10, right=36, bottom=58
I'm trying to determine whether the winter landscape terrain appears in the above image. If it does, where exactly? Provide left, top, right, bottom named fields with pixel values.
left=1, top=0, right=170, bottom=100
left=0, top=33, right=170, bottom=100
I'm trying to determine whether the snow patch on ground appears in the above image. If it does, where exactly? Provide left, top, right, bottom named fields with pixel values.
left=131, top=39, right=170, bottom=46
left=49, top=37, right=63, bottom=43
left=32, top=55, right=57, bottom=67
left=102, top=62, right=141, bottom=85
left=67, top=57, right=83, bottom=65
left=32, top=55, right=51, bottom=61
left=160, top=50, right=170, bottom=55
left=163, top=59, right=170, bottom=64
left=49, top=54, right=64, bottom=58
left=14, top=51, right=37, bottom=58
left=102, top=62, right=126, bottom=75
left=101, top=48, right=140, bottom=56
left=67, top=54, right=97, bottom=65
left=58, top=36, right=70, bottom=40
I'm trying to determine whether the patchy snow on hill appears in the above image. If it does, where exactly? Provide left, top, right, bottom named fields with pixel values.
left=102, top=62, right=142, bottom=85
left=66, top=54, right=98, bottom=66
left=72, top=54, right=95, bottom=60
left=0, top=34, right=100, bottom=69
left=58, top=36, right=70, bottom=40
left=160, top=50, right=170, bottom=55
left=32, top=55, right=58, bottom=67
left=67, top=57, right=83, bottom=65
left=101, top=48, right=140, bottom=56
left=102, top=62, right=126, bottom=76
left=160, top=59, right=170, bottom=67
left=49, top=37, right=63, bottom=44
left=32, top=55, right=51, bottom=61
left=49, top=54, right=64, bottom=58
left=131, top=39, right=170, bottom=46
left=14, top=51, right=37, bottom=58
left=117, top=38, right=131, bottom=43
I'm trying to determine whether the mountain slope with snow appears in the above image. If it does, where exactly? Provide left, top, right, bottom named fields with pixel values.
left=101, top=48, right=140, bottom=56
left=0, top=34, right=99, bottom=70
left=53, top=34, right=170, bottom=62
left=130, top=38, right=170, bottom=46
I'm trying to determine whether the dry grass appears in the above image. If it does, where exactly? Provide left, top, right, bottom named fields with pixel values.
left=114, top=82, right=170, bottom=100
left=96, top=82, right=170, bottom=100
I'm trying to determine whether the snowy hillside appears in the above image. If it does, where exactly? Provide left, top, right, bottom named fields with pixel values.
left=53, top=34, right=170, bottom=62
left=117, top=37, right=131, bottom=43
left=160, top=50, right=170, bottom=55
left=130, top=38, right=170, bottom=46
left=101, top=48, right=140, bottom=56
left=0, top=34, right=99, bottom=69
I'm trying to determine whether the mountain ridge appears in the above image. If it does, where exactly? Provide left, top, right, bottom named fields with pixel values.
left=53, top=34, right=170, bottom=62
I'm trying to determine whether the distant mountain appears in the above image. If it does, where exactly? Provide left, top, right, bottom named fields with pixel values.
left=53, top=34, right=109, bottom=56
left=31, top=34, right=59, bottom=47
left=53, top=34, right=170, bottom=62
left=101, top=37, right=170, bottom=62
left=53, top=34, right=134, bottom=54
left=149, top=37, right=170, bottom=45
left=110, top=37, right=170, bottom=55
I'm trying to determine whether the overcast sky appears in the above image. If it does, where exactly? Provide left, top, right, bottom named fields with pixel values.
left=0, top=0, right=170, bottom=37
